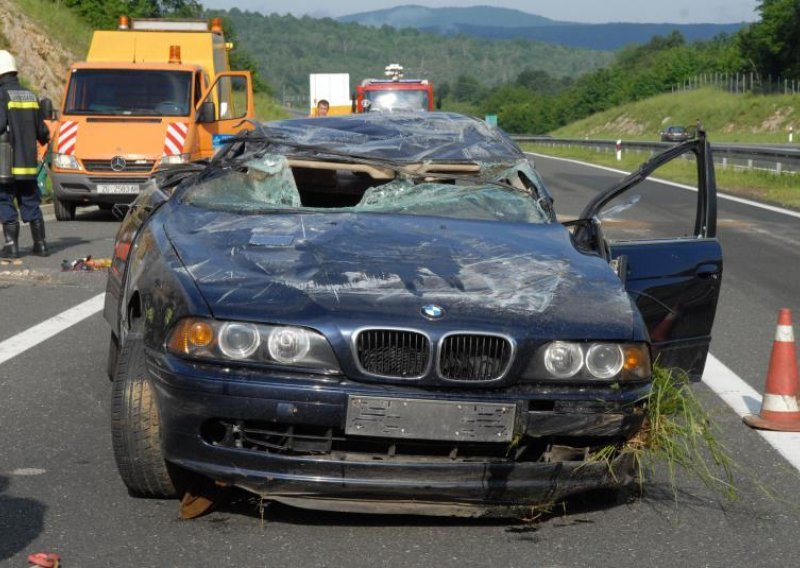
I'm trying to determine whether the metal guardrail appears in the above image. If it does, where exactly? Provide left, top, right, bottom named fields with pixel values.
left=512, top=135, right=800, bottom=174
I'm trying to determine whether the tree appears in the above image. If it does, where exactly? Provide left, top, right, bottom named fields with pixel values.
left=58, top=0, right=201, bottom=29
left=451, top=74, right=485, bottom=103
left=738, top=0, right=800, bottom=78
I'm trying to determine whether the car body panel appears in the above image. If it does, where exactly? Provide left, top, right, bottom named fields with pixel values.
left=104, top=112, right=722, bottom=514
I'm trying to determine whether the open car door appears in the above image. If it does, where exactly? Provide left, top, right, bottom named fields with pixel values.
left=195, top=71, right=255, bottom=158
left=575, top=134, right=721, bottom=380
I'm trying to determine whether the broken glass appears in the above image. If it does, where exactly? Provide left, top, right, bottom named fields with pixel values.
left=184, top=154, right=302, bottom=210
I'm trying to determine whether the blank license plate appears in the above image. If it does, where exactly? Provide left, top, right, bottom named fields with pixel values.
left=345, top=396, right=516, bottom=442
left=96, top=184, right=140, bottom=194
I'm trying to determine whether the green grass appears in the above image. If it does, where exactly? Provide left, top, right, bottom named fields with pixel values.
left=589, top=366, right=736, bottom=502
left=13, top=0, right=92, bottom=58
left=524, top=143, right=800, bottom=210
left=254, top=92, right=289, bottom=121
left=552, top=88, right=800, bottom=145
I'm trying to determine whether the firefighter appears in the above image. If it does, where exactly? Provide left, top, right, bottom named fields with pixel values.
left=0, top=50, right=50, bottom=258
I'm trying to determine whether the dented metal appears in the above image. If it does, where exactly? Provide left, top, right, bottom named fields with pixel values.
left=104, top=112, right=722, bottom=515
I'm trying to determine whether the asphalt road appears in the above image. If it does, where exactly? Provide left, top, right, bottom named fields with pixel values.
left=1, top=157, right=800, bottom=567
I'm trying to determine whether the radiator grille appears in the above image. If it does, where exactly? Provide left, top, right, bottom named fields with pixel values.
left=83, top=159, right=155, bottom=173
left=439, top=334, right=513, bottom=381
left=355, top=329, right=430, bottom=378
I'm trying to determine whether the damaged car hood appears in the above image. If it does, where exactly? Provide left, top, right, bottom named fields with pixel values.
left=164, top=205, right=636, bottom=339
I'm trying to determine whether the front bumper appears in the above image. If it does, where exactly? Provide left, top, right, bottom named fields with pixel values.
left=149, top=352, right=648, bottom=514
left=48, top=168, right=151, bottom=205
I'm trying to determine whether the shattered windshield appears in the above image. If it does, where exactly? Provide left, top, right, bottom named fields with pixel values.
left=181, top=154, right=550, bottom=223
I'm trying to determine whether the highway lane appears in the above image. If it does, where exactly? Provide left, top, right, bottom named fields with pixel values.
left=1, top=165, right=800, bottom=566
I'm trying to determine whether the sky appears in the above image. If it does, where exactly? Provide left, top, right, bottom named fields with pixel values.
left=200, top=0, right=760, bottom=23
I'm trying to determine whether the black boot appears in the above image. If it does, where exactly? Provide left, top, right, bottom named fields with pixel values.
left=30, top=219, right=48, bottom=257
left=2, top=221, right=19, bottom=258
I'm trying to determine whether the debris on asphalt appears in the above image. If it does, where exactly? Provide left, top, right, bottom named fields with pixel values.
left=61, top=256, right=112, bottom=271
left=0, top=259, right=22, bottom=266
left=27, top=552, right=61, bottom=567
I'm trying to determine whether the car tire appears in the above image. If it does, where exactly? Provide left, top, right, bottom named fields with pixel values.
left=53, top=197, right=76, bottom=221
left=111, top=325, right=177, bottom=498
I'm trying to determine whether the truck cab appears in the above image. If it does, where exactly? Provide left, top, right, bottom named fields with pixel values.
left=355, top=64, right=434, bottom=114
left=48, top=17, right=254, bottom=221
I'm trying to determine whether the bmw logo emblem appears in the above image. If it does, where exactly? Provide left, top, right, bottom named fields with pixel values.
left=421, top=304, right=445, bottom=320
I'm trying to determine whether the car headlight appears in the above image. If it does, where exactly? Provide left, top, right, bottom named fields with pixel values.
left=525, top=342, right=650, bottom=381
left=158, top=153, right=191, bottom=167
left=268, top=327, right=311, bottom=364
left=543, top=341, right=583, bottom=378
left=219, top=322, right=261, bottom=360
left=53, top=153, right=81, bottom=170
left=166, top=317, right=341, bottom=373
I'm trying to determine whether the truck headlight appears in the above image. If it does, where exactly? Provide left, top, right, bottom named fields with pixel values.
left=158, top=153, right=191, bottom=167
left=53, top=153, right=81, bottom=170
left=167, top=317, right=341, bottom=374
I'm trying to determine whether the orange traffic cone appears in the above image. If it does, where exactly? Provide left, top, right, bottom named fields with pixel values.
left=744, top=308, right=800, bottom=431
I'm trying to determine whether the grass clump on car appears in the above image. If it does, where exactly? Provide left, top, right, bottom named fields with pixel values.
left=594, top=364, right=737, bottom=501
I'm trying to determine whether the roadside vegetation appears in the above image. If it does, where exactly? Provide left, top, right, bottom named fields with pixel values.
left=438, top=1, right=800, bottom=138
left=551, top=88, right=800, bottom=145
left=523, top=143, right=800, bottom=210
left=14, top=0, right=92, bottom=57
left=214, top=9, right=612, bottom=105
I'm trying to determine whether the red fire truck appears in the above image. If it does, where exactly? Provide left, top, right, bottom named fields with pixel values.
left=355, top=64, right=434, bottom=113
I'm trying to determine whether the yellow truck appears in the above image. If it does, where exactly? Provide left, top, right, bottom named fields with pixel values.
left=48, top=17, right=255, bottom=220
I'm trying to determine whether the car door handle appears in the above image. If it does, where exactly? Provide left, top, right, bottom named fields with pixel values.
left=696, top=263, right=719, bottom=278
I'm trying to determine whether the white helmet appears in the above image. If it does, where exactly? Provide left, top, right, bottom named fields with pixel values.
left=0, top=51, right=17, bottom=76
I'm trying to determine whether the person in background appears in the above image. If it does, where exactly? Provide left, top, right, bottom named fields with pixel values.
left=314, top=99, right=330, bottom=118
left=0, top=50, right=50, bottom=258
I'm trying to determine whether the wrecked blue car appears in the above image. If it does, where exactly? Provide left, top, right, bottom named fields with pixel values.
left=104, top=112, right=721, bottom=516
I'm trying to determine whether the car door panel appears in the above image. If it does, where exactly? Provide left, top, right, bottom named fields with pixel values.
left=577, top=136, right=721, bottom=381
left=610, top=239, right=722, bottom=380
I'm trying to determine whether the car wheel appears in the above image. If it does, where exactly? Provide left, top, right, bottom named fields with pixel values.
left=111, top=324, right=177, bottom=498
left=53, top=197, right=76, bottom=221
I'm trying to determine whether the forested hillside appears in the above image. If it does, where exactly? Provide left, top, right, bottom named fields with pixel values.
left=442, top=0, right=800, bottom=134
left=213, top=9, right=614, bottom=100
left=464, top=32, right=743, bottom=133
left=339, top=5, right=746, bottom=51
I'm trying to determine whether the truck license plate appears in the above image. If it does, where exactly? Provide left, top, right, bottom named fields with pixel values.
left=345, top=396, right=516, bottom=442
left=96, top=184, right=140, bottom=194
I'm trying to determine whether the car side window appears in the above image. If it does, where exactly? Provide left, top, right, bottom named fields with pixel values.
left=597, top=149, right=701, bottom=242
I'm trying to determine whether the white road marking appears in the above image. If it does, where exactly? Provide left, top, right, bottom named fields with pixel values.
left=527, top=152, right=800, bottom=220
left=0, top=293, right=105, bottom=366
left=704, top=355, right=800, bottom=472
left=8, top=468, right=47, bottom=476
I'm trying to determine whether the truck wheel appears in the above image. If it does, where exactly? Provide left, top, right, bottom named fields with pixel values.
left=53, top=197, right=76, bottom=221
left=111, top=325, right=176, bottom=498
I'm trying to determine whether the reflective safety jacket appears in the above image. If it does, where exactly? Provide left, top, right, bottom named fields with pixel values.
left=0, top=74, right=50, bottom=180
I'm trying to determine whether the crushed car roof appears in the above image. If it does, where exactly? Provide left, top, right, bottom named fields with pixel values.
left=250, top=112, right=526, bottom=165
